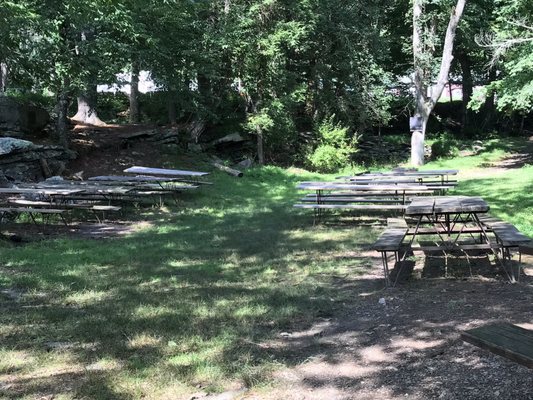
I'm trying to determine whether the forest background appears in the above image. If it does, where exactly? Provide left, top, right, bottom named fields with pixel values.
left=1, top=0, right=533, bottom=170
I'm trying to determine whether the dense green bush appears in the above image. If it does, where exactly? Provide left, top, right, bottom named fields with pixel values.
left=96, top=92, right=130, bottom=123
left=5, top=89, right=54, bottom=111
left=307, top=116, right=358, bottom=172
left=430, top=133, right=459, bottom=159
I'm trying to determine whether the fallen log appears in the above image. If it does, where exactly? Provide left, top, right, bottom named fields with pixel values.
left=211, top=161, right=243, bottom=177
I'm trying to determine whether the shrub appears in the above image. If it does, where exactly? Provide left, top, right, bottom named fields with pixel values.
left=307, top=116, right=358, bottom=172
left=430, top=133, right=459, bottom=159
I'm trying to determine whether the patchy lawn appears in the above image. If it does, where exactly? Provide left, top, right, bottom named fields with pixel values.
left=0, top=139, right=532, bottom=399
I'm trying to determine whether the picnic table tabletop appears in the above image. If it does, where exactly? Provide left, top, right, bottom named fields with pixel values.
left=124, top=166, right=209, bottom=177
left=89, top=175, right=187, bottom=183
left=297, top=182, right=432, bottom=191
left=0, top=187, right=85, bottom=196
left=30, top=184, right=133, bottom=195
left=406, top=196, right=488, bottom=215
left=363, top=169, right=459, bottom=177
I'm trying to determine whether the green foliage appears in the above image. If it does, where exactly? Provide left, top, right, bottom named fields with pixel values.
left=96, top=92, right=129, bottom=122
left=469, top=0, right=533, bottom=114
left=430, top=133, right=459, bottom=159
left=5, top=89, right=54, bottom=110
left=307, top=117, right=358, bottom=173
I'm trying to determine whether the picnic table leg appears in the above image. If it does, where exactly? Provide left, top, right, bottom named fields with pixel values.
left=381, top=251, right=390, bottom=287
left=28, top=212, right=38, bottom=225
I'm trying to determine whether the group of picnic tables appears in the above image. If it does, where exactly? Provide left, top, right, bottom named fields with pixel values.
left=0, top=165, right=210, bottom=226
left=295, top=168, right=532, bottom=284
left=294, top=168, right=459, bottom=223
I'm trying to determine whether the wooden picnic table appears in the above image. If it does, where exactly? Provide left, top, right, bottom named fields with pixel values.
left=296, top=182, right=432, bottom=191
left=88, top=175, right=188, bottom=183
left=405, top=196, right=490, bottom=243
left=124, top=166, right=209, bottom=177
left=0, top=187, right=85, bottom=197
left=295, top=182, right=436, bottom=223
left=340, top=169, right=459, bottom=189
left=375, top=196, right=530, bottom=285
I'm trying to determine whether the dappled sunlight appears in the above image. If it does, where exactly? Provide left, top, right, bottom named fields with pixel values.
left=126, top=334, right=163, bottom=350
left=0, top=163, right=531, bottom=398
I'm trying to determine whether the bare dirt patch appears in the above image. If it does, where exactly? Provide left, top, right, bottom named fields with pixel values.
left=244, top=254, right=533, bottom=400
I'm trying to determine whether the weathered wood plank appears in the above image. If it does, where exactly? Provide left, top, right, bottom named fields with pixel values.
left=373, top=228, right=408, bottom=251
left=405, top=197, right=435, bottom=215
left=461, top=323, right=533, bottom=369
left=293, top=204, right=406, bottom=210
left=124, top=166, right=209, bottom=177
left=387, top=218, right=408, bottom=228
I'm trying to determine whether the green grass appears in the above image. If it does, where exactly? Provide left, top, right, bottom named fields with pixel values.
left=0, top=140, right=531, bottom=399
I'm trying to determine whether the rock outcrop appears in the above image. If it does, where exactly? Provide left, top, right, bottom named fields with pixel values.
left=0, top=137, right=76, bottom=182
left=0, top=96, right=50, bottom=136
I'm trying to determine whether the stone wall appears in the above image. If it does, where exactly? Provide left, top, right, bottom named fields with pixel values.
left=0, top=137, right=75, bottom=183
left=0, top=96, right=50, bottom=136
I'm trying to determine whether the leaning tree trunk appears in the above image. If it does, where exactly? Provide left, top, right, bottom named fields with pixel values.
left=71, top=84, right=106, bottom=126
left=412, top=0, right=466, bottom=166
left=129, top=58, right=140, bottom=124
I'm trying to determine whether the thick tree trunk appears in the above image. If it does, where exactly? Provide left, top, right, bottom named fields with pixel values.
left=71, top=84, right=106, bottom=126
left=0, top=62, right=7, bottom=93
left=129, top=58, right=140, bottom=124
left=167, top=89, right=177, bottom=125
left=458, top=52, right=473, bottom=134
left=412, top=0, right=466, bottom=166
left=57, top=79, right=70, bottom=148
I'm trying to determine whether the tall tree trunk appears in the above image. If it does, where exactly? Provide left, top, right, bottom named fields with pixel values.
left=71, top=84, right=106, bottom=126
left=167, top=89, right=177, bottom=125
left=412, top=0, right=466, bottom=166
left=483, top=68, right=496, bottom=131
left=0, top=62, right=7, bottom=93
left=256, top=127, right=264, bottom=165
left=57, top=78, right=70, bottom=148
left=458, top=51, right=473, bottom=134
left=249, top=99, right=265, bottom=165
left=129, top=58, right=140, bottom=124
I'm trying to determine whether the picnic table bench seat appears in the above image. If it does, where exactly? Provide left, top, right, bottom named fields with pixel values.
left=294, top=204, right=406, bottom=211
left=0, top=207, right=67, bottom=225
left=372, top=227, right=410, bottom=286
left=461, top=322, right=533, bottom=369
left=300, top=196, right=407, bottom=204
left=478, top=216, right=531, bottom=260
left=373, top=228, right=408, bottom=251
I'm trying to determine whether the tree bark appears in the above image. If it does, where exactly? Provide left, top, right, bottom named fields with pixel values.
left=483, top=68, right=496, bottom=131
left=458, top=51, right=473, bottom=134
left=129, top=58, right=140, bottom=124
left=0, top=62, right=7, bottom=93
left=57, top=79, right=71, bottom=149
left=71, top=83, right=106, bottom=126
left=167, top=89, right=177, bottom=125
left=412, top=0, right=466, bottom=166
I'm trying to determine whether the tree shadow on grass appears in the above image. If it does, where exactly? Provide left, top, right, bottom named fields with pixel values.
left=3, top=167, right=530, bottom=398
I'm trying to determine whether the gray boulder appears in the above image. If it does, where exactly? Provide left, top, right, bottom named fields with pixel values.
left=0, top=96, right=50, bottom=135
left=0, top=137, right=33, bottom=155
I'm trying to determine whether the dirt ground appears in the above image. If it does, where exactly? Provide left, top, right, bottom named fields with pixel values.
left=236, top=252, right=533, bottom=400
